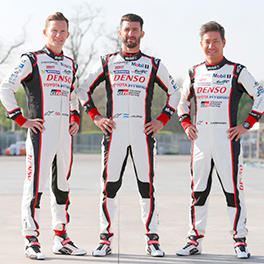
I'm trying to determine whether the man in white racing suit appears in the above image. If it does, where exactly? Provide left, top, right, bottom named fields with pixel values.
left=176, top=21, right=264, bottom=259
left=79, top=13, right=180, bottom=257
left=0, top=12, right=86, bottom=260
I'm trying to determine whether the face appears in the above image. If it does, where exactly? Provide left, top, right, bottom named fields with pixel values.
left=43, top=20, right=69, bottom=52
left=200, top=31, right=226, bottom=64
left=119, top=21, right=144, bottom=50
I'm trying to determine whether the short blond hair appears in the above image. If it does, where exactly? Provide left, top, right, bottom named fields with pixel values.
left=45, top=12, right=69, bottom=29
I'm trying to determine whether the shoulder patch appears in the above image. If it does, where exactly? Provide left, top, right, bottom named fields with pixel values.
left=189, top=66, right=195, bottom=79
left=22, top=52, right=36, bottom=66
left=234, top=64, right=245, bottom=76
left=101, top=54, right=109, bottom=66
left=152, top=57, right=160, bottom=68
left=189, top=62, right=204, bottom=82
left=73, top=61, right=78, bottom=73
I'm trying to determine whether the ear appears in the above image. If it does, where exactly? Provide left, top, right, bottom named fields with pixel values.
left=223, top=39, right=226, bottom=48
left=43, top=29, right=47, bottom=37
left=118, top=29, right=122, bottom=38
left=66, top=32, right=69, bottom=39
left=141, top=31, right=145, bottom=38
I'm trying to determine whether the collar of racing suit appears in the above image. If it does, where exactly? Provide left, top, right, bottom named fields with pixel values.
left=205, top=57, right=227, bottom=71
left=119, top=50, right=142, bottom=61
left=43, top=46, right=64, bottom=61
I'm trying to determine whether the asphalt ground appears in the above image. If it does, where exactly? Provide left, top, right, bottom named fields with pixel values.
left=0, top=154, right=263, bottom=264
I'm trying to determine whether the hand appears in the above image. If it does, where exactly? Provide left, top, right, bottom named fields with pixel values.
left=94, top=115, right=116, bottom=135
left=227, top=125, right=248, bottom=141
left=185, top=125, right=198, bottom=140
left=22, top=119, right=45, bottom=134
left=69, top=121, right=79, bottom=136
left=144, top=120, right=164, bottom=138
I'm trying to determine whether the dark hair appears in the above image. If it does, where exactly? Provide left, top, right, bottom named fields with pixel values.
left=200, top=21, right=225, bottom=40
left=120, top=13, right=144, bottom=29
left=45, top=12, right=69, bottom=29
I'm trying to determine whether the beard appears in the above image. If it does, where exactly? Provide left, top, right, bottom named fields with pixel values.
left=123, top=36, right=140, bottom=49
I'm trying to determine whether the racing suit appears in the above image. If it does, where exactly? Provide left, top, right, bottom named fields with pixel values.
left=178, top=57, right=264, bottom=239
left=0, top=47, right=80, bottom=237
left=79, top=50, right=180, bottom=235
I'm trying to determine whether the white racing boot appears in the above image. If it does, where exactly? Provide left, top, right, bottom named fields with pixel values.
left=234, top=237, right=250, bottom=259
left=145, top=233, right=165, bottom=257
left=53, top=232, right=87, bottom=256
left=92, top=233, right=113, bottom=257
left=176, top=235, right=203, bottom=256
left=25, top=236, right=45, bottom=260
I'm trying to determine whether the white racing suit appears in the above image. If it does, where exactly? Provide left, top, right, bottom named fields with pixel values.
left=0, top=47, right=79, bottom=237
left=178, top=57, right=264, bottom=239
left=79, top=50, right=180, bottom=235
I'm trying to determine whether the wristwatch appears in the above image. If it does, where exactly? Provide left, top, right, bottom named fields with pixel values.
left=242, top=121, right=250, bottom=129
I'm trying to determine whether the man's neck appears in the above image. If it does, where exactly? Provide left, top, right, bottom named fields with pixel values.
left=206, top=56, right=224, bottom=65
left=122, top=46, right=140, bottom=54
left=46, top=44, right=62, bottom=55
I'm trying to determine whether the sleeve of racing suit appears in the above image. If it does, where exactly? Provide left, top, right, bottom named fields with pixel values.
left=70, top=79, right=80, bottom=125
left=69, top=62, right=80, bottom=125
left=177, top=71, right=193, bottom=131
left=238, top=67, right=264, bottom=128
left=155, top=61, right=181, bottom=126
left=78, top=59, right=106, bottom=120
left=0, top=55, right=33, bottom=126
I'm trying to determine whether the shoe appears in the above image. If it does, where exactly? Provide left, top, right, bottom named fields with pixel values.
left=234, top=237, right=250, bottom=259
left=53, top=233, right=87, bottom=256
left=145, top=233, right=165, bottom=257
left=24, top=236, right=45, bottom=260
left=92, top=233, right=113, bottom=257
left=176, top=235, right=203, bottom=256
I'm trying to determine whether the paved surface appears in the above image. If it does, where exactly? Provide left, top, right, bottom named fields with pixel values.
left=0, top=154, right=263, bottom=263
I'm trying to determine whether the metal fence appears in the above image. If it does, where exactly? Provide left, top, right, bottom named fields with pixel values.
left=241, top=123, right=264, bottom=160
left=0, top=131, right=25, bottom=155
left=73, top=133, right=102, bottom=153
left=73, top=133, right=191, bottom=155
left=2, top=130, right=263, bottom=159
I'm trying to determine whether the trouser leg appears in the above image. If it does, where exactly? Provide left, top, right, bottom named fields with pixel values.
left=131, top=135, right=158, bottom=234
left=188, top=142, right=213, bottom=237
left=100, top=133, right=129, bottom=234
left=50, top=136, right=72, bottom=231
left=214, top=140, right=248, bottom=238
left=22, top=130, right=53, bottom=237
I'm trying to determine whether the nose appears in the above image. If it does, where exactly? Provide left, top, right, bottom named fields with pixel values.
left=208, top=42, right=215, bottom=48
left=55, top=32, right=63, bottom=38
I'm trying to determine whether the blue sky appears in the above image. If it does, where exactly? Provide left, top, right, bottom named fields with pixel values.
left=1, top=0, right=264, bottom=80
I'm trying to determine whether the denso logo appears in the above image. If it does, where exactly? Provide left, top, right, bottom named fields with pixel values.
left=197, top=86, right=227, bottom=94
left=213, top=73, right=231, bottom=79
left=27, top=154, right=33, bottom=181
left=114, top=74, right=145, bottom=83
left=47, top=74, right=72, bottom=84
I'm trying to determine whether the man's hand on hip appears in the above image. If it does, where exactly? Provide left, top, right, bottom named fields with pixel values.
left=22, top=119, right=45, bottom=134
left=227, top=125, right=248, bottom=141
